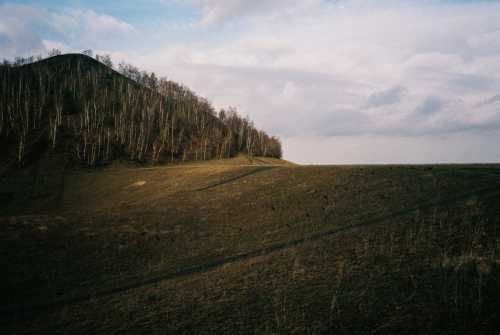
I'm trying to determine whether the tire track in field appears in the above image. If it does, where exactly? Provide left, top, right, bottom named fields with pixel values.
left=193, top=166, right=275, bottom=191
left=2, top=184, right=500, bottom=318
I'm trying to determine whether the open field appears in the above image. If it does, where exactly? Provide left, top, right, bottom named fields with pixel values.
left=1, top=157, right=500, bottom=334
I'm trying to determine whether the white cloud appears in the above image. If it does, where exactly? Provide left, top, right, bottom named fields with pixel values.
left=185, top=0, right=323, bottom=26
left=0, top=4, right=135, bottom=58
left=42, top=40, right=71, bottom=53
left=51, top=9, right=135, bottom=39
left=0, top=4, right=47, bottom=58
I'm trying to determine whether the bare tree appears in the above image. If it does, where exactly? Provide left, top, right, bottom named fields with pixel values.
left=48, top=49, right=62, bottom=57
left=82, top=49, right=93, bottom=57
left=0, top=52, right=283, bottom=167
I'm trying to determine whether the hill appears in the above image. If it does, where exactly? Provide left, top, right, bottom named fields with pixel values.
left=1, top=159, right=500, bottom=334
left=0, top=53, right=282, bottom=172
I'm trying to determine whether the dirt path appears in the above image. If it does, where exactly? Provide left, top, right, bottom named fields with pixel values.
left=3, top=182, right=500, bottom=318
left=194, top=166, right=275, bottom=191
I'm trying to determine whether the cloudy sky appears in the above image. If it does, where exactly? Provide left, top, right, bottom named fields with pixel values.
left=2, top=0, right=500, bottom=164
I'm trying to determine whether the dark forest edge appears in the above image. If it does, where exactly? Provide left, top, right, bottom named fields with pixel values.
left=0, top=49, right=282, bottom=169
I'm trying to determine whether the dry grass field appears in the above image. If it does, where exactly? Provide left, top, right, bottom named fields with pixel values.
left=1, top=156, right=500, bottom=334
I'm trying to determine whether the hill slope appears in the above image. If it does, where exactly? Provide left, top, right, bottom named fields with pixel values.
left=0, top=54, right=281, bottom=171
left=1, top=160, right=500, bottom=334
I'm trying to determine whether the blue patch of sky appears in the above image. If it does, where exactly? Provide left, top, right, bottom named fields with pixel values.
left=4, top=0, right=241, bottom=51
left=5, top=0, right=199, bottom=28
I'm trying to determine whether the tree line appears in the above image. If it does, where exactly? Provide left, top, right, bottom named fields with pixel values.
left=0, top=51, right=282, bottom=166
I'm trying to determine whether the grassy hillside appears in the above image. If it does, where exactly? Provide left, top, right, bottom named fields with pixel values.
left=1, top=159, right=500, bottom=334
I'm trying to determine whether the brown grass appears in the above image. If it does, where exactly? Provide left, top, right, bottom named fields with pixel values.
left=1, top=158, right=500, bottom=334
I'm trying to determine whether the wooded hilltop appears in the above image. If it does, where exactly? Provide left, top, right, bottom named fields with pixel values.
left=0, top=51, right=282, bottom=167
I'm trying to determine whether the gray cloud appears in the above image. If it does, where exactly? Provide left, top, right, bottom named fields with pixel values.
left=478, top=93, right=500, bottom=107
left=365, top=86, right=407, bottom=109
left=415, top=96, right=443, bottom=116
left=450, top=72, right=496, bottom=93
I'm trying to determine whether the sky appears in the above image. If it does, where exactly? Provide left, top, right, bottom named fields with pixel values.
left=1, top=0, right=500, bottom=164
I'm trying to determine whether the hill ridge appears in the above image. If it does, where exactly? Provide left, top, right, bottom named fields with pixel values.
left=0, top=53, right=282, bottom=170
